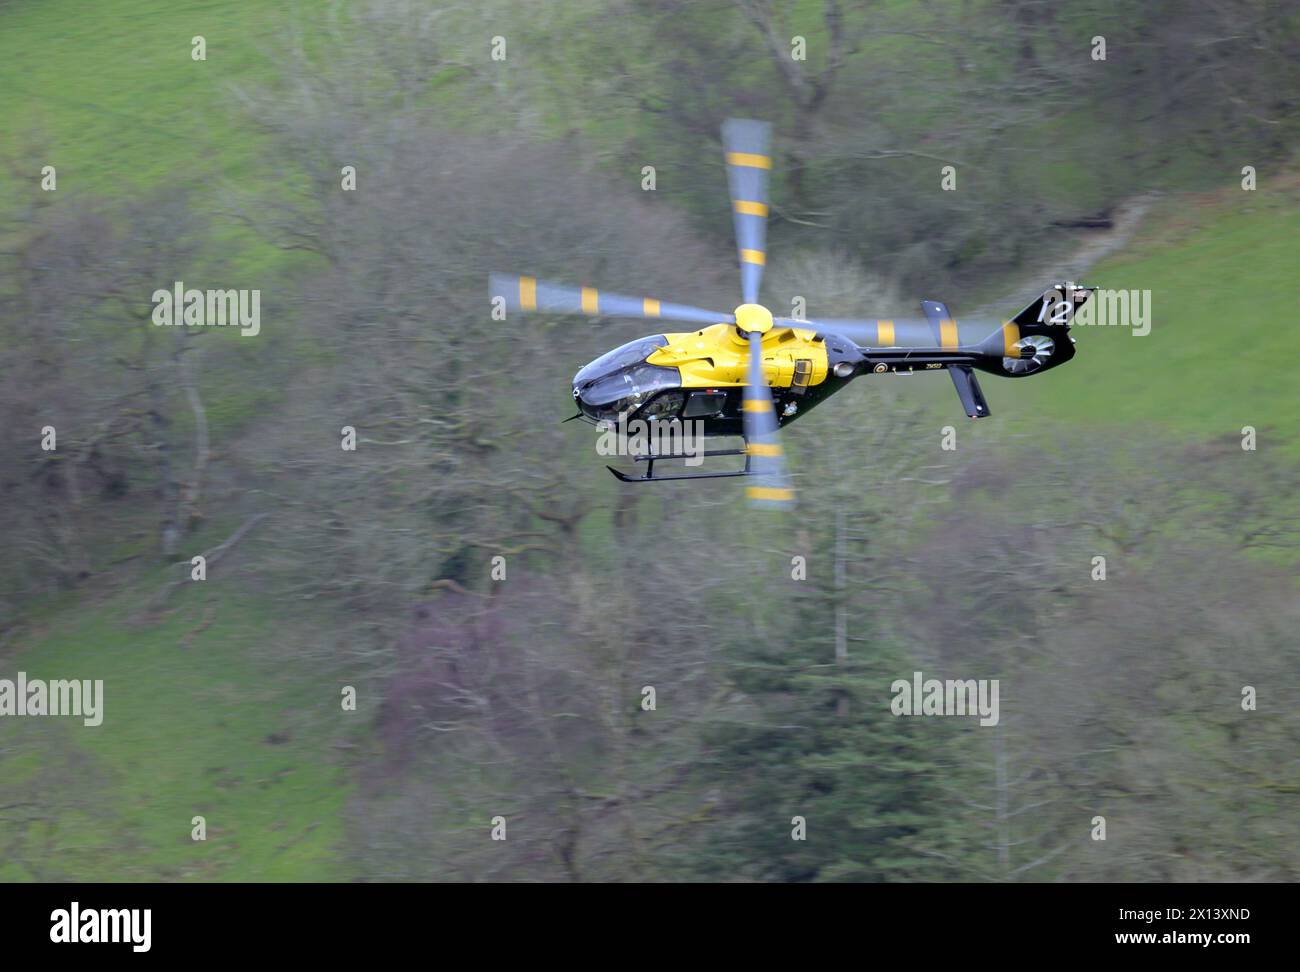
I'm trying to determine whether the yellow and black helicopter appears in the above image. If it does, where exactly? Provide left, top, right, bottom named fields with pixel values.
left=491, top=118, right=1095, bottom=508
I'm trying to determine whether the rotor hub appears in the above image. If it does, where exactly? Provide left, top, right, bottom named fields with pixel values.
left=734, top=303, right=773, bottom=335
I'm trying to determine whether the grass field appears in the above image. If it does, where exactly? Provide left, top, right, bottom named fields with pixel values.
left=0, top=579, right=356, bottom=881
left=998, top=182, right=1300, bottom=455
left=0, top=0, right=283, bottom=199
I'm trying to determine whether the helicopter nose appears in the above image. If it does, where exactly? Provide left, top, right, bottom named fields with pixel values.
left=572, top=383, right=597, bottom=419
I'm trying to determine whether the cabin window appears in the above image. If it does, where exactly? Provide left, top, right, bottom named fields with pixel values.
left=682, top=390, right=727, bottom=418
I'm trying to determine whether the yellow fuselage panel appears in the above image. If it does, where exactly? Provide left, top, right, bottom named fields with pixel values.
left=646, top=323, right=828, bottom=389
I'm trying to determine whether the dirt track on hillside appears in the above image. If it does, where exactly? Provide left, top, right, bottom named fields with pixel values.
left=972, top=192, right=1162, bottom=316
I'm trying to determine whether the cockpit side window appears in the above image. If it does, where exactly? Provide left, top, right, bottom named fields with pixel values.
left=577, top=363, right=681, bottom=422
left=637, top=390, right=685, bottom=421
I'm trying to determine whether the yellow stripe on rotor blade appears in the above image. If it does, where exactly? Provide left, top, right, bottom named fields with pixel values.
left=742, top=399, right=773, bottom=412
left=747, top=486, right=794, bottom=502
left=726, top=152, right=772, bottom=169
left=581, top=287, right=599, bottom=314
left=740, top=249, right=766, bottom=266
left=747, top=442, right=782, bottom=457
left=940, top=319, right=959, bottom=349
left=878, top=320, right=895, bottom=346
left=733, top=200, right=769, bottom=216
left=1002, top=322, right=1021, bottom=357
left=519, top=276, right=537, bottom=311
left=643, top=298, right=661, bottom=317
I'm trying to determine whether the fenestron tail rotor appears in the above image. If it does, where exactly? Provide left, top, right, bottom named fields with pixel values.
left=489, top=272, right=734, bottom=326
left=1005, top=333, right=1055, bottom=373
left=722, top=118, right=773, bottom=306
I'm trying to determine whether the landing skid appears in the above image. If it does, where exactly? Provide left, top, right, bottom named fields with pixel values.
left=606, top=446, right=753, bottom=483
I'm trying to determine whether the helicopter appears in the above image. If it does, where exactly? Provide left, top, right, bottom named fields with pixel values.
left=491, top=118, right=1096, bottom=508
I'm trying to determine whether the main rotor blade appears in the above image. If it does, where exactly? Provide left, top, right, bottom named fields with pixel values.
left=721, top=118, right=773, bottom=306
left=781, top=316, right=1008, bottom=349
left=490, top=273, right=733, bottom=326
left=743, top=331, right=794, bottom=510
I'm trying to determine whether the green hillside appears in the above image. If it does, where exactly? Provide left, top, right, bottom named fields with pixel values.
left=0, top=582, right=354, bottom=881
left=0, top=0, right=282, bottom=197
left=3, top=0, right=1296, bottom=884
left=1000, top=184, right=1300, bottom=454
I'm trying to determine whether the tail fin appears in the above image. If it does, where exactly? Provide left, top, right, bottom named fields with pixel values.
left=1011, top=282, right=1097, bottom=328
left=993, top=282, right=1095, bottom=379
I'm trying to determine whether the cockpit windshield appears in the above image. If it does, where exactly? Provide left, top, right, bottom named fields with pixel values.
left=573, top=335, right=667, bottom=387
left=572, top=335, right=680, bottom=422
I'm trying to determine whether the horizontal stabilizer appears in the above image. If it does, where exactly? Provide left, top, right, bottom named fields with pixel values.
left=920, top=298, right=990, bottom=417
